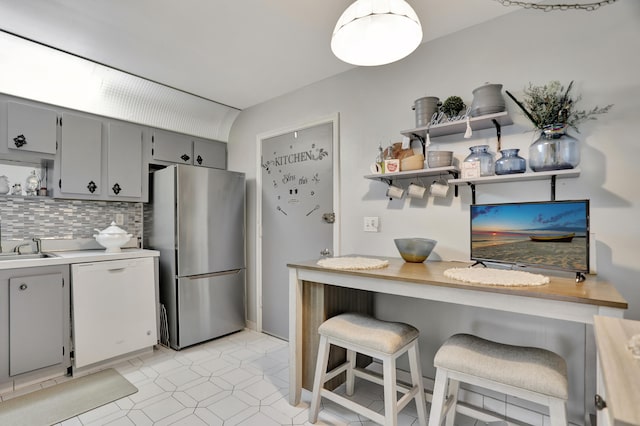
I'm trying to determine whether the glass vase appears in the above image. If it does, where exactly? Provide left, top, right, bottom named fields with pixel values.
left=529, top=124, right=580, bottom=172
left=464, top=145, right=494, bottom=176
left=495, top=148, right=526, bottom=175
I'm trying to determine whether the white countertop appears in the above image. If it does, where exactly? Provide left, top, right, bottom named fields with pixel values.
left=0, top=248, right=159, bottom=270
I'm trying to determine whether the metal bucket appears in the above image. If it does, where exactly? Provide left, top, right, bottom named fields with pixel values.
left=412, top=97, right=440, bottom=127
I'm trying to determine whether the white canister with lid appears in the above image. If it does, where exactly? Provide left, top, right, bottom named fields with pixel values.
left=469, top=83, right=506, bottom=117
left=93, top=221, right=133, bottom=252
left=0, top=176, right=9, bottom=194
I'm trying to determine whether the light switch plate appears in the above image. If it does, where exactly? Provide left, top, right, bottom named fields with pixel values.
left=364, top=216, right=379, bottom=232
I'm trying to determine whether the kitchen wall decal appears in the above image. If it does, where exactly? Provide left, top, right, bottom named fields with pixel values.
left=262, top=143, right=328, bottom=219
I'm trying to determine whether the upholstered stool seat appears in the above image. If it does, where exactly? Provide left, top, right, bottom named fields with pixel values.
left=309, top=313, right=427, bottom=426
left=429, top=333, right=568, bottom=426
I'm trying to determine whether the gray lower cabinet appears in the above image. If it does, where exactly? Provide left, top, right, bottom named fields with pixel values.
left=0, top=266, right=71, bottom=385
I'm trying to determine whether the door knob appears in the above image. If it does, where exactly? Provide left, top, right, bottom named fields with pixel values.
left=322, top=213, right=335, bottom=223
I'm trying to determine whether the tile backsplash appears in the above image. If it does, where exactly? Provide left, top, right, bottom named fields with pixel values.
left=0, top=196, right=142, bottom=241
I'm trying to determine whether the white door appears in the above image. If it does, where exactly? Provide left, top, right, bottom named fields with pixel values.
left=260, top=118, right=337, bottom=339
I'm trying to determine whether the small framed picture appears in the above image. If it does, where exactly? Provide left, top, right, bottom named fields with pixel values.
left=461, top=161, right=481, bottom=179
left=384, top=159, right=400, bottom=174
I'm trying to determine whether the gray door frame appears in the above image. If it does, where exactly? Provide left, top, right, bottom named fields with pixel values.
left=256, top=113, right=341, bottom=334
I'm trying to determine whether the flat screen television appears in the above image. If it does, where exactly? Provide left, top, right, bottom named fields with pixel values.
left=470, top=200, right=590, bottom=278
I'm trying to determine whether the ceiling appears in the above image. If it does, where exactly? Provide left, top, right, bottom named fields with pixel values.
left=0, top=1, right=515, bottom=111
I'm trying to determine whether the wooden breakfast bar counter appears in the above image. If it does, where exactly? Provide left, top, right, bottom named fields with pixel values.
left=287, top=257, right=628, bottom=422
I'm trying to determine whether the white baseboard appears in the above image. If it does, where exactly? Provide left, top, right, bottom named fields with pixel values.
left=245, top=320, right=257, bottom=331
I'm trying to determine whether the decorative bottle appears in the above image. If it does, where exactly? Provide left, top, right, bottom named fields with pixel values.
left=495, top=149, right=526, bottom=175
left=529, top=124, right=579, bottom=172
left=464, top=145, right=494, bottom=176
left=376, top=143, right=385, bottom=174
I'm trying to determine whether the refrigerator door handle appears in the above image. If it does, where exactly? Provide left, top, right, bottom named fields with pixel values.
left=185, top=269, right=242, bottom=280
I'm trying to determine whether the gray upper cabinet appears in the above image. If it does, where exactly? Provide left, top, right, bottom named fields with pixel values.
left=194, top=138, right=226, bottom=169
left=60, top=113, right=102, bottom=196
left=152, top=129, right=226, bottom=169
left=108, top=123, right=143, bottom=198
left=7, top=101, right=58, bottom=155
left=152, top=130, right=193, bottom=164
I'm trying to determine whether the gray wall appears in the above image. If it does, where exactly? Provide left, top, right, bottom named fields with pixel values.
left=228, top=2, right=639, bottom=422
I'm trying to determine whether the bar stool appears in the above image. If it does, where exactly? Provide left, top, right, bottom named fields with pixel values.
left=308, top=313, right=427, bottom=426
left=429, top=333, right=568, bottom=426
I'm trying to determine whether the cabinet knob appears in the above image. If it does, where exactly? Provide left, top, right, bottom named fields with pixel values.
left=595, top=394, right=607, bottom=410
left=87, top=181, right=97, bottom=194
left=112, top=183, right=122, bottom=195
left=180, top=154, right=190, bottom=162
left=196, top=155, right=203, bottom=165
left=19, top=283, right=28, bottom=291
left=13, top=134, right=27, bottom=148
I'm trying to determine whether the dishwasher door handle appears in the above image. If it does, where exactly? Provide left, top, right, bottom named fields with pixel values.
left=186, top=269, right=242, bottom=280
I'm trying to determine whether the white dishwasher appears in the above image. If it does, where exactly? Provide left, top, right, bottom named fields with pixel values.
left=71, top=257, right=157, bottom=369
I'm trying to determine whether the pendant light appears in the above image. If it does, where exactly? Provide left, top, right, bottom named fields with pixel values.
left=331, top=0, right=422, bottom=67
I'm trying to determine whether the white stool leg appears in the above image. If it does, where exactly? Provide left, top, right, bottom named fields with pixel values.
left=407, top=341, right=427, bottom=426
left=309, top=335, right=330, bottom=423
left=428, top=369, right=449, bottom=426
left=383, top=355, right=399, bottom=426
left=444, top=379, right=460, bottom=426
left=548, top=399, right=568, bottom=426
left=346, top=349, right=356, bottom=396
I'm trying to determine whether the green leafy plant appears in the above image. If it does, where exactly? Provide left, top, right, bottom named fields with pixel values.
left=506, top=81, right=613, bottom=133
left=442, top=96, right=466, bottom=117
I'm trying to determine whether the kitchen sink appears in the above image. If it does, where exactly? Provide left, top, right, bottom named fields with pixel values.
left=0, top=252, right=58, bottom=261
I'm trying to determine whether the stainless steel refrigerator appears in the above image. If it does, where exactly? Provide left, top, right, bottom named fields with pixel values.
left=146, top=164, right=245, bottom=350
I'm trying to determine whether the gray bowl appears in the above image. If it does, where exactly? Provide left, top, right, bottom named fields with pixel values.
left=427, top=151, right=453, bottom=168
left=394, top=238, right=437, bottom=263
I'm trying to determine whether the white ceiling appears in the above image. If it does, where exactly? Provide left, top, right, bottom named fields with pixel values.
left=0, top=0, right=514, bottom=110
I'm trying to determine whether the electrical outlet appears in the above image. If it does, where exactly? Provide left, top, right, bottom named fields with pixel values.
left=363, top=216, right=379, bottom=232
left=115, top=214, right=124, bottom=226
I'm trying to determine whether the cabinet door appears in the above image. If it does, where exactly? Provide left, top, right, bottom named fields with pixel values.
left=152, top=130, right=193, bottom=164
left=72, top=258, right=157, bottom=368
left=9, top=273, right=64, bottom=376
left=193, top=138, right=227, bottom=169
left=60, top=113, right=102, bottom=195
left=7, top=102, right=57, bottom=155
left=108, top=123, right=142, bottom=198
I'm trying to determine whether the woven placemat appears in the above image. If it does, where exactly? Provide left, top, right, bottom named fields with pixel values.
left=444, top=267, right=549, bottom=286
left=317, top=257, right=389, bottom=270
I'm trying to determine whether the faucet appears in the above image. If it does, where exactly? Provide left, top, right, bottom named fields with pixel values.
left=32, top=237, right=42, bottom=254
left=13, top=238, right=42, bottom=255
left=14, top=242, right=32, bottom=254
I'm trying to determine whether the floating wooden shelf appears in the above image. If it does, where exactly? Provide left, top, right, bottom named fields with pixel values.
left=449, top=168, right=580, bottom=185
left=364, top=166, right=459, bottom=183
left=449, top=168, right=581, bottom=203
left=401, top=111, right=513, bottom=140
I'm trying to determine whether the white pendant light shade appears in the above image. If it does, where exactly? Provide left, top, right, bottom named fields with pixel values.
left=331, top=0, right=422, bottom=66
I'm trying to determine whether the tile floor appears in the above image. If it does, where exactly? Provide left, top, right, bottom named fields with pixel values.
left=7, top=329, right=481, bottom=425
